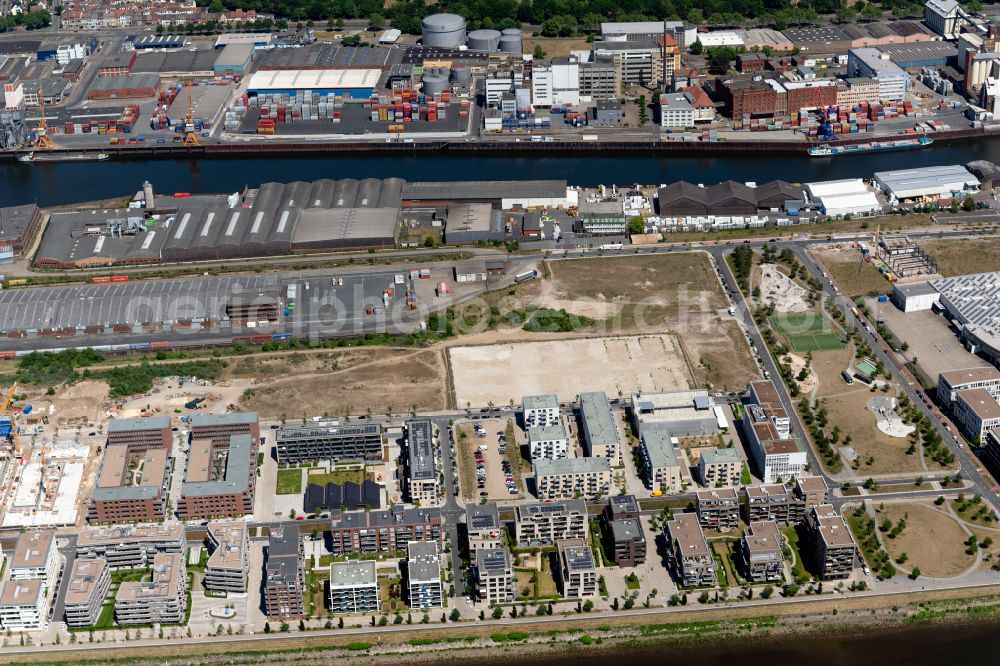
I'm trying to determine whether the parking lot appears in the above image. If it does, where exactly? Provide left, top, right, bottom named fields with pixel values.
left=455, top=417, right=522, bottom=501
left=875, top=301, right=981, bottom=380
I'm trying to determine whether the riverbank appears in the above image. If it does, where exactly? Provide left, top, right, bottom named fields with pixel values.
left=6, top=583, right=1000, bottom=666
left=2, top=125, right=987, bottom=162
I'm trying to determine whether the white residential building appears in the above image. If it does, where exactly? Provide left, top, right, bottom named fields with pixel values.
left=0, top=578, right=46, bottom=631
left=743, top=381, right=808, bottom=483
left=523, top=394, right=560, bottom=427
left=329, top=561, right=381, bottom=614
left=660, top=92, right=696, bottom=128
left=533, top=457, right=612, bottom=500
left=10, top=530, right=58, bottom=586
left=528, top=422, right=569, bottom=461
left=406, top=541, right=443, bottom=609
left=475, top=549, right=515, bottom=604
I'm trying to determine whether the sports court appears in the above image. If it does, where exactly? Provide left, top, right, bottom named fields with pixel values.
left=787, top=332, right=843, bottom=352
left=771, top=314, right=843, bottom=352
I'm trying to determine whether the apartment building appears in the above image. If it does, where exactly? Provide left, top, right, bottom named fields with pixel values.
left=631, top=389, right=717, bottom=434
left=406, top=541, right=443, bottom=609
left=698, top=448, right=743, bottom=487
left=695, top=488, right=740, bottom=532
left=640, top=426, right=683, bottom=493
left=115, top=553, right=186, bottom=625
left=264, top=525, right=305, bottom=618
left=794, top=476, right=829, bottom=511
left=523, top=394, right=560, bottom=427
left=404, top=419, right=440, bottom=507
left=606, top=494, right=641, bottom=521
left=0, top=578, right=46, bottom=630
left=556, top=539, right=597, bottom=598
left=106, top=415, right=171, bottom=450
left=189, top=412, right=260, bottom=445
left=328, top=560, right=380, bottom=614
left=742, top=484, right=803, bottom=525
left=739, top=521, right=785, bottom=583
left=743, top=381, right=807, bottom=483
left=528, top=422, right=569, bottom=461
left=593, top=37, right=679, bottom=86
left=178, top=434, right=257, bottom=520
left=533, top=457, right=612, bottom=500
left=64, top=557, right=111, bottom=628
left=205, top=521, right=250, bottom=594
left=805, top=504, right=856, bottom=580
left=88, top=442, right=171, bottom=525
left=328, top=505, right=443, bottom=555
left=938, top=367, right=1000, bottom=407
left=579, top=56, right=619, bottom=99
left=276, top=421, right=383, bottom=465
left=76, top=524, right=185, bottom=568
left=579, top=391, right=622, bottom=465
left=10, top=529, right=58, bottom=585
left=665, top=513, right=716, bottom=587
left=659, top=92, right=696, bottom=128
left=465, top=502, right=503, bottom=556
left=474, top=548, right=515, bottom=605
left=607, top=518, right=646, bottom=567
left=515, top=499, right=588, bottom=546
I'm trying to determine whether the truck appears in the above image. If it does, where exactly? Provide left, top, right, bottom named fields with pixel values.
left=514, top=269, right=538, bottom=283
left=599, top=243, right=623, bottom=251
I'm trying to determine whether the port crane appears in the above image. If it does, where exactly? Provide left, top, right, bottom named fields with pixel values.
left=32, top=95, right=54, bottom=151
left=0, top=383, right=21, bottom=456
left=183, top=81, right=202, bottom=147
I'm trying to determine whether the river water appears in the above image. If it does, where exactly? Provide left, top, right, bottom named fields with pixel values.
left=2, top=138, right=999, bottom=208
left=500, top=621, right=1000, bottom=666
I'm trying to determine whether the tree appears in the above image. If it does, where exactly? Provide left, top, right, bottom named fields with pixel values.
left=582, top=599, right=594, bottom=612
left=909, top=566, right=921, bottom=579
left=698, top=591, right=711, bottom=604
left=367, top=13, right=384, bottom=29
left=449, top=608, right=461, bottom=622
left=740, top=462, right=752, bottom=485
left=263, top=622, right=271, bottom=634
left=690, top=40, right=704, bottom=55
left=532, top=44, right=545, bottom=59
left=491, top=605, right=503, bottom=619
left=208, top=0, right=223, bottom=12
left=963, top=194, right=976, bottom=212
left=628, top=216, right=645, bottom=235
left=637, top=95, right=648, bottom=126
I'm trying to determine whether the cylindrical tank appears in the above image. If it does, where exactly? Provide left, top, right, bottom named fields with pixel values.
left=466, top=28, right=501, bottom=52
left=421, top=13, right=466, bottom=48
left=499, top=33, right=522, bottom=54
left=422, top=74, right=450, bottom=97
left=450, top=64, right=472, bottom=84
left=143, top=180, right=155, bottom=209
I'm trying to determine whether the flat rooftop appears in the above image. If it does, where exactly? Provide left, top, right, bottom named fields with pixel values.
left=206, top=521, right=247, bottom=572
left=65, top=557, right=108, bottom=607
left=93, top=446, right=169, bottom=502
left=813, top=505, right=856, bottom=548
left=466, top=502, right=500, bottom=532
left=406, top=419, right=435, bottom=481
left=77, top=523, right=184, bottom=548
left=182, top=434, right=253, bottom=497
left=667, top=513, right=709, bottom=557
left=957, top=388, right=1000, bottom=421
left=579, top=391, right=619, bottom=448
left=533, top=456, right=611, bottom=476
left=329, top=560, right=377, bottom=588
left=523, top=394, right=559, bottom=411
left=117, top=553, right=183, bottom=602
left=744, top=520, right=783, bottom=555
left=940, top=366, right=1000, bottom=387
left=407, top=541, right=440, bottom=583
left=12, top=529, right=54, bottom=569
left=0, top=577, right=43, bottom=607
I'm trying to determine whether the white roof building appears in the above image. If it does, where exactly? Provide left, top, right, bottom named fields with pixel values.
left=873, top=165, right=980, bottom=202
left=804, top=179, right=882, bottom=217
left=696, top=31, right=745, bottom=48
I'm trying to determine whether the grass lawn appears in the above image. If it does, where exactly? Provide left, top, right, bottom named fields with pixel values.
left=305, top=466, right=371, bottom=487
left=770, top=314, right=828, bottom=334
left=276, top=468, right=303, bottom=495
left=951, top=498, right=999, bottom=527
left=711, top=540, right=736, bottom=587
left=379, top=576, right=403, bottom=612
left=876, top=502, right=975, bottom=578
left=921, top=239, right=1000, bottom=277
left=782, top=526, right=810, bottom=581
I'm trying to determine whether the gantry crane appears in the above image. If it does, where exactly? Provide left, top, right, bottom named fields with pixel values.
left=0, top=383, right=20, bottom=456
left=32, top=95, right=55, bottom=151
left=183, top=81, right=202, bottom=147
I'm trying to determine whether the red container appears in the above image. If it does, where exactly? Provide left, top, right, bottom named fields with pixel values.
left=91, top=276, right=112, bottom=284
left=150, top=341, right=170, bottom=349
left=110, top=275, right=129, bottom=282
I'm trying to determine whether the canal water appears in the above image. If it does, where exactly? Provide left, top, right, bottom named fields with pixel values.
left=499, top=621, right=1000, bottom=666
left=2, top=138, right=997, bottom=208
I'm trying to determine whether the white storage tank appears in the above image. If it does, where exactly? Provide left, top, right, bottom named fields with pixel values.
left=499, top=29, right=522, bottom=54
left=467, top=28, right=501, bottom=52
left=421, top=13, right=467, bottom=48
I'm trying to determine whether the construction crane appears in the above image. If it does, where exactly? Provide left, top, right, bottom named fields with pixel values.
left=33, top=94, right=54, bottom=151
left=183, top=81, right=202, bottom=147
left=0, top=383, right=20, bottom=457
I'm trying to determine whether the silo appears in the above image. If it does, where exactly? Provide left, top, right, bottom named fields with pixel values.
left=466, top=28, right=501, bottom=52
left=499, top=28, right=522, bottom=54
left=450, top=64, right=472, bottom=85
left=421, top=13, right=467, bottom=48
left=422, top=74, right=450, bottom=97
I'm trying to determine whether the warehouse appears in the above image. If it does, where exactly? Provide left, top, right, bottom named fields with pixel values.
left=133, top=50, right=219, bottom=77
left=754, top=181, right=803, bottom=210
left=656, top=180, right=797, bottom=216
left=804, top=179, right=882, bottom=217
left=401, top=180, right=569, bottom=209
left=131, top=35, right=187, bottom=50
left=0, top=204, right=41, bottom=257
left=246, top=69, right=382, bottom=98
left=213, top=43, right=254, bottom=75
left=86, top=74, right=159, bottom=100
left=891, top=281, right=940, bottom=312
left=930, top=272, right=1000, bottom=365
left=443, top=203, right=500, bottom=244
left=214, top=33, right=272, bottom=49
left=873, top=164, right=979, bottom=202
left=875, top=41, right=957, bottom=68
left=257, top=44, right=395, bottom=71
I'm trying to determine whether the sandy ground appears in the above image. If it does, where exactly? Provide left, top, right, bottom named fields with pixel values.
left=449, top=334, right=693, bottom=406
left=758, top=265, right=810, bottom=312
left=876, top=501, right=976, bottom=578
left=867, top=396, right=915, bottom=438
left=782, top=352, right=818, bottom=394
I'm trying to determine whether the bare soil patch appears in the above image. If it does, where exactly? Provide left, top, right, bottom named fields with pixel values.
left=921, top=238, right=1000, bottom=277
left=821, top=387, right=924, bottom=475
left=813, top=245, right=892, bottom=298
left=876, top=502, right=975, bottom=578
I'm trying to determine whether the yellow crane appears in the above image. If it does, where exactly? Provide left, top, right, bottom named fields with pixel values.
left=0, top=383, right=20, bottom=456
left=33, top=95, right=55, bottom=151
left=183, top=81, right=202, bottom=147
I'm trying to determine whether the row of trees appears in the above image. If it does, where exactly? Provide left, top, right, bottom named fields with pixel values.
left=198, top=0, right=970, bottom=34
left=0, top=9, right=51, bottom=32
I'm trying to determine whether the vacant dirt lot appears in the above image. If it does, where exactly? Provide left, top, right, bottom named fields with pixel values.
left=921, top=238, right=1000, bottom=277
left=813, top=245, right=892, bottom=298
left=522, top=36, right=590, bottom=58
left=238, top=347, right=447, bottom=418
left=876, top=502, right=975, bottom=578
left=449, top=334, right=693, bottom=406
left=809, top=347, right=856, bottom=399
